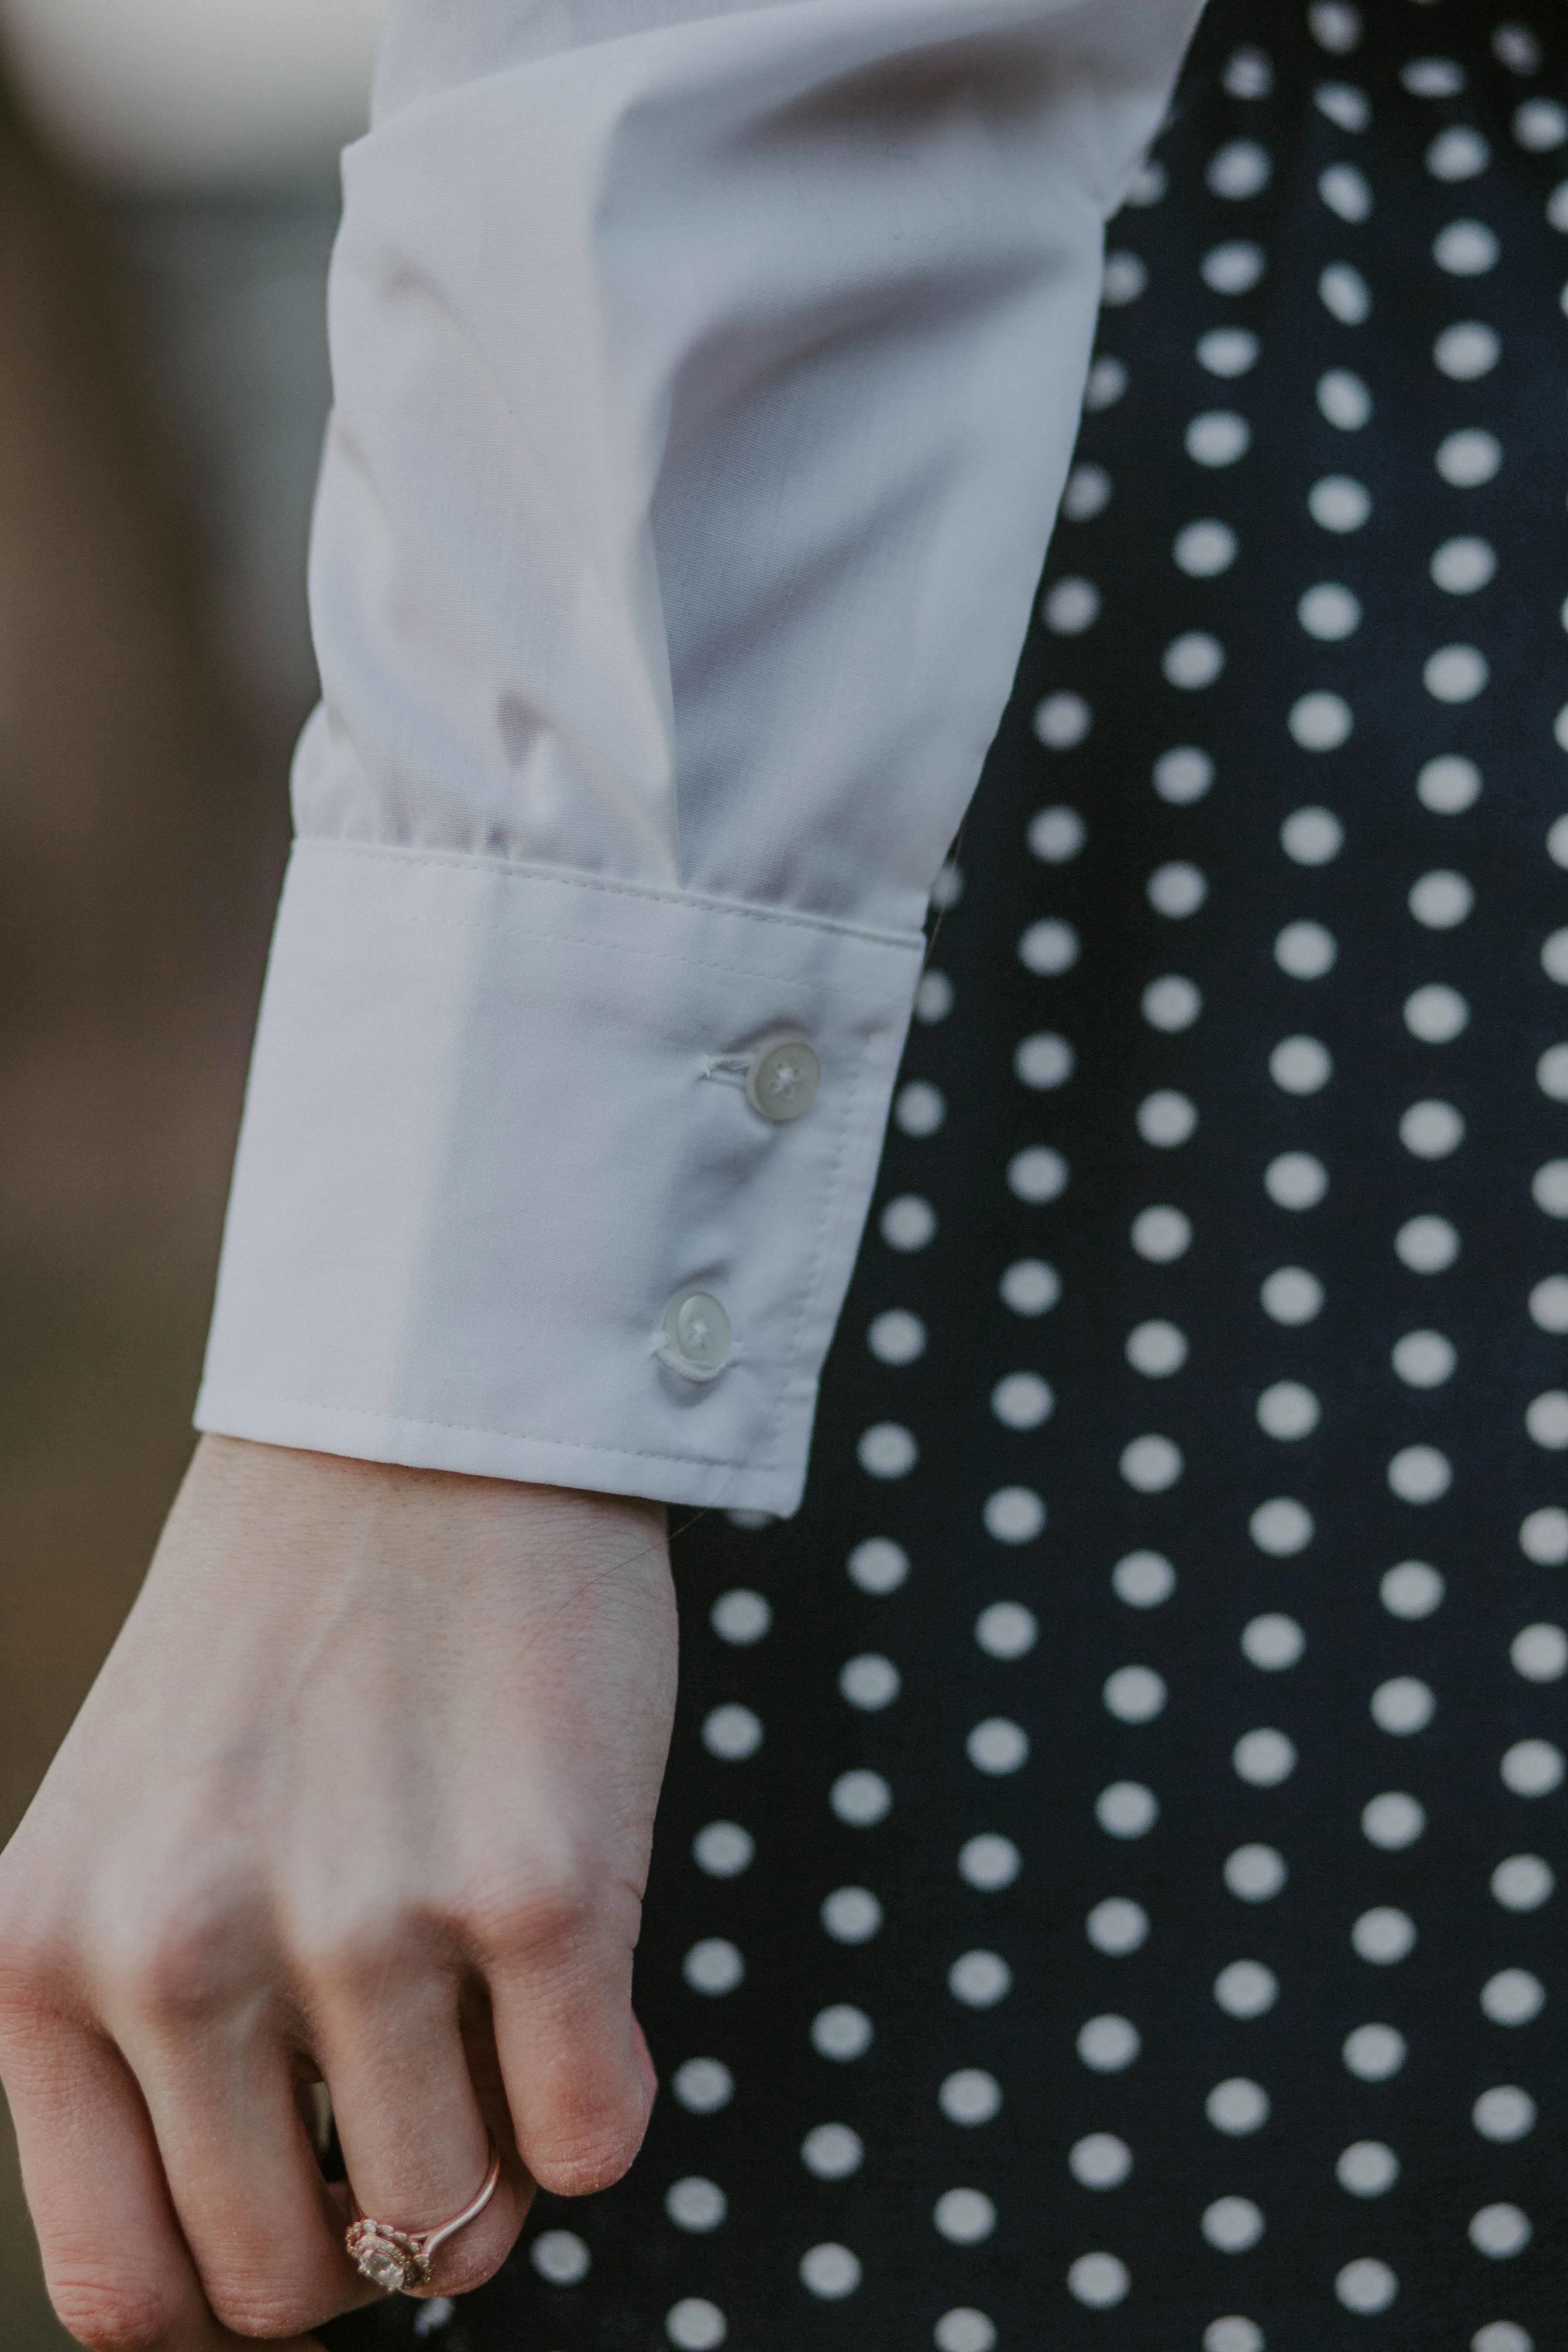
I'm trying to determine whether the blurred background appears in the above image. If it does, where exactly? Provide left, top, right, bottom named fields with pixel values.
left=0, top=3, right=388, bottom=2337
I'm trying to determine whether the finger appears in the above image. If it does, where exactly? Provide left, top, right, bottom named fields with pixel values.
left=115, top=2018, right=380, bottom=2340
left=312, top=1965, right=529, bottom=2300
left=1, top=2013, right=323, bottom=2352
left=487, top=1927, right=655, bottom=2198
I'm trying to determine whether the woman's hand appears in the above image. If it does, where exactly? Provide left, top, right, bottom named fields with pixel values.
left=0, top=1436, right=677, bottom=2347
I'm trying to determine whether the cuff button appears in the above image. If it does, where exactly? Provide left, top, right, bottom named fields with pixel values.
left=746, top=1038, right=821, bottom=1123
left=664, top=1289, right=733, bottom=1378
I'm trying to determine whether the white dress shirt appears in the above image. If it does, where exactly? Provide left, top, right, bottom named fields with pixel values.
left=196, top=0, right=1200, bottom=1515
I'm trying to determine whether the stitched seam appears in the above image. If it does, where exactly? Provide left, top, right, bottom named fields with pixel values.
left=199, top=1392, right=786, bottom=1474
left=293, top=835, right=924, bottom=954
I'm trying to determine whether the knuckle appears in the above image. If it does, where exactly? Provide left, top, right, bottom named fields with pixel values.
left=466, top=1869, right=598, bottom=1966
left=48, top=2273, right=180, bottom=2351
left=102, top=1887, right=261, bottom=2025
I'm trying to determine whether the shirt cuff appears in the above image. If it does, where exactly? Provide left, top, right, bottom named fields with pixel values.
left=195, top=837, right=922, bottom=1515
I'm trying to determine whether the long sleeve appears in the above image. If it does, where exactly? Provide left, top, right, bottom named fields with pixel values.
left=195, top=0, right=1200, bottom=1516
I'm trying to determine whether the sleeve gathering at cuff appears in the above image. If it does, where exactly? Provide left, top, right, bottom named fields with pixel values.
left=195, top=837, right=923, bottom=1515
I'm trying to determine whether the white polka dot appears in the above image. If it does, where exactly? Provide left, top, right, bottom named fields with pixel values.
left=1113, top=1551, right=1176, bottom=1608
left=1225, top=1843, right=1288, bottom=1901
left=1424, top=643, right=1489, bottom=703
left=703, top=1704, right=763, bottom=1761
left=967, top=1717, right=1030, bottom=1775
left=1261, top=1265, right=1324, bottom=1323
left=800, top=2124, right=864, bottom=2180
left=1215, top=1960, right=1279, bottom=2018
left=1431, top=537, right=1497, bottom=595
left=1274, top=919, right=1336, bottom=980
left=1371, top=1675, right=1436, bottom=1733
left=1148, top=860, right=1208, bottom=917
left=1362, top=1792, right=1425, bottom=1850
left=1535, top=1159, right=1568, bottom=1215
left=1319, top=261, right=1372, bottom=323
left=1335, top=2259, right=1398, bottom=2315
left=1066, top=2253, right=1130, bottom=2310
left=711, top=1589, right=772, bottom=1645
left=1174, top=519, right=1239, bottom=577
left=990, top=1372, right=1054, bottom=1434
left=1256, top=1382, right=1320, bottom=1440
left=532, top=2229, right=591, bottom=2283
left=1270, top=1035, right=1332, bottom=1094
left=1032, top=691, right=1092, bottom=750
left=1418, top=753, right=1482, bottom=812
left=1265, top=1152, right=1330, bottom=1210
left=1400, top=1098, right=1465, bottom=1158
left=999, top=1258, right=1061, bottom=1316
left=983, top=1485, right=1046, bottom=1544
left=666, top=2177, right=728, bottom=2233
left=976, top=1600, right=1038, bottom=1659
left=1492, top=1854, right=1554, bottom=1911
left=940, top=2069, right=1003, bottom=2126
left=1545, top=926, right=1568, bottom=983
left=1154, top=745, right=1214, bottom=803
left=881, top=1194, right=937, bottom=1252
left=1435, top=219, right=1499, bottom=276
left=684, top=1939, right=745, bottom=1995
left=1126, top=1319, right=1188, bottom=1376
left=840, top=1653, right=900, bottom=1711
left=1203, top=2196, right=1264, bottom=2254
left=1007, top=1145, right=1070, bottom=1207
left=1319, top=162, right=1372, bottom=222
left=1224, top=43, right=1273, bottom=98
left=821, top=1886, right=883, bottom=1944
left=896, top=1081, right=946, bottom=1138
left=1352, top=1906, right=1417, bottom=1964
left=672, top=2057, right=734, bottom=2113
left=1381, top=1561, right=1445, bottom=1619
left=1516, top=96, right=1568, bottom=151
left=1501, top=1739, right=1565, bottom=1797
left=1428, top=126, right=1491, bottom=182
left=1104, top=1664, right=1168, bottom=1722
left=1521, top=1506, right=1568, bottom=1564
left=1317, top=78, right=1370, bottom=130
left=694, top=1822, right=755, bottom=1878
left=1204, top=2322, right=1263, bottom=2352
left=1307, top=472, right=1372, bottom=534
left=1208, top=139, right=1272, bottom=200
left=1530, top=1274, right=1568, bottom=1331
left=1496, top=20, right=1543, bottom=70
left=1391, top=1329, right=1456, bottom=1388
left=800, top=2242, right=862, bottom=2298
left=868, top=1309, right=927, bottom=1366
left=1434, top=319, right=1500, bottom=378
left=812, top=2004, right=873, bottom=2059
left=1298, top=582, right=1361, bottom=640
left=858, top=1422, right=918, bottom=1479
left=1077, top=2012, right=1140, bottom=2070
left=1338, top=2141, right=1400, bottom=2197
left=1404, top=983, right=1469, bottom=1042
left=1511, top=1623, right=1567, bottom=1682
left=1250, top=1496, right=1314, bottom=1556
left=1527, top=1387, right=1568, bottom=1447
left=1207, top=2077, right=1271, bottom=2136
left=1405, top=55, right=1465, bottom=97
left=1187, top=411, right=1252, bottom=467
left=1197, top=324, right=1261, bottom=376
left=1028, top=804, right=1087, bottom=861
left=1069, top=2132, right=1133, bottom=2187
left=1289, top=691, right=1354, bottom=751
left=1096, top=1780, right=1158, bottom=1838
left=1242, top=1613, right=1307, bottom=1669
left=1014, top=1032, right=1075, bottom=1090
left=1233, top=1728, right=1296, bottom=1786
left=1202, top=242, right=1267, bottom=294
left=1482, top=1967, right=1547, bottom=2024
left=949, top=1949, right=1012, bottom=2009
left=1120, top=1435, right=1183, bottom=1493
left=1132, top=1205, right=1192, bottom=1262
left=1041, top=577, right=1100, bottom=635
left=1316, top=368, right=1372, bottom=432
left=1473, top=2086, right=1536, bottom=2142
left=915, top=969, right=954, bottom=1023
left=1550, top=814, right=1568, bottom=869
left=1311, top=3, right=1363, bottom=55
left=1062, top=464, right=1112, bottom=520
left=848, top=1537, right=909, bottom=1594
left=1396, top=1214, right=1460, bottom=1272
left=934, top=2314, right=997, bottom=2352
left=1084, top=357, right=1127, bottom=411
left=1281, top=806, right=1345, bottom=867
left=959, top=1833, right=1021, bottom=1891
left=1137, top=1090, right=1198, bottom=1149
left=1554, top=178, right=1568, bottom=233
left=931, top=861, right=964, bottom=909
left=1436, top=428, right=1503, bottom=487
left=1018, top=919, right=1079, bottom=976
left=1102, top=251, right=1147, bottom=307
left=1342, top=2023, right=1406, bottom=2081
left=1471, top=2205, right=1532, bottom=2260
left=666, top=2298, right=727, bottom=2349
left=830, top=1770, right=892, bottom=1826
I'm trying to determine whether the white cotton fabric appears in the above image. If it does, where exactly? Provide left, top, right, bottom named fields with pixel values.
left=197, top=0, right=1200, bottom=1512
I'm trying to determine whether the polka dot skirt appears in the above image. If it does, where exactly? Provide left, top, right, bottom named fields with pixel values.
left=324, top=4, right=1568, bottom=2348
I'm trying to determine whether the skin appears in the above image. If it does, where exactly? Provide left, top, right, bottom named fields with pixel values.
left=0, top=1436, right=678, bottom=2347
